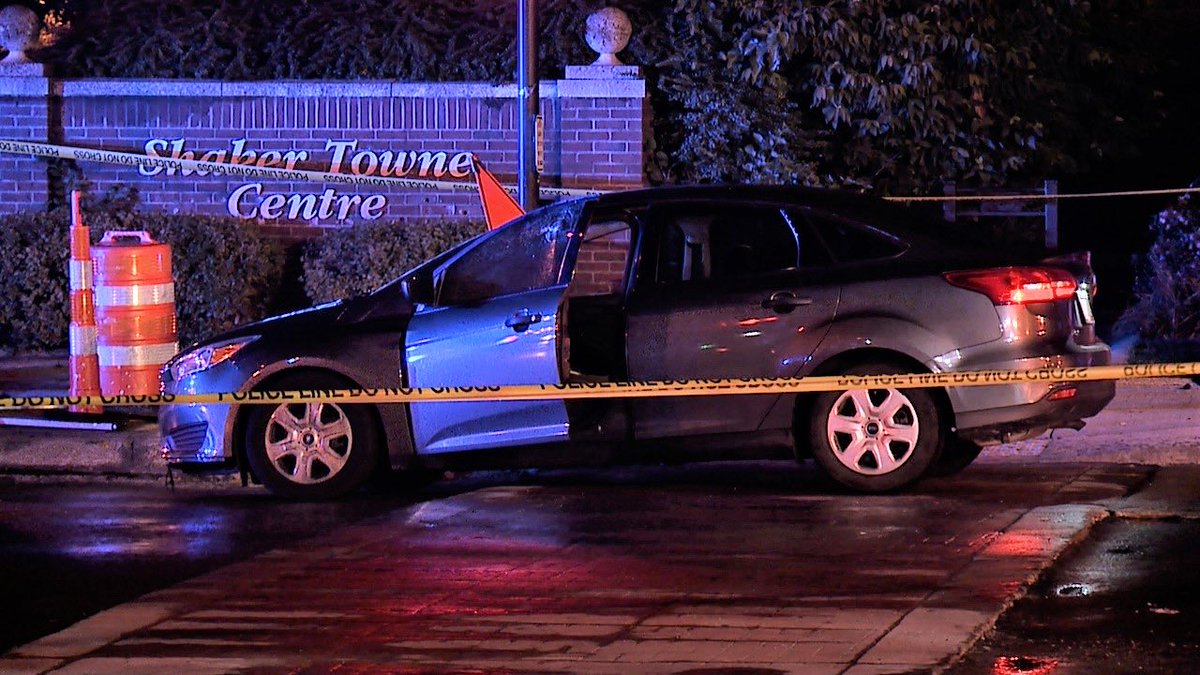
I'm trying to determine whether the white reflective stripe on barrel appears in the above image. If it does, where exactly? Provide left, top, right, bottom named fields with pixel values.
left=68, top=260, right=93, bottom=291
left=94, top=283, right=175, bottom=307
left=68, top=325, right=98, bottom=355
left=97, top=342, right=179, bottom=367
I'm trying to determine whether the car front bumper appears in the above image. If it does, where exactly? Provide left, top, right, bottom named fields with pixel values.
left=160, top=400, right=236, bottom=469
left=159, top=365, right=244, bottom=471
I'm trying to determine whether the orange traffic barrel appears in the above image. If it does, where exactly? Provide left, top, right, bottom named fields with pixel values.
left=92, top=231, right=178, bottom=396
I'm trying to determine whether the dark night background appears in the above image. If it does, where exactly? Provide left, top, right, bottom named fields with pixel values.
left=5, top=0, right=1200, bottom=338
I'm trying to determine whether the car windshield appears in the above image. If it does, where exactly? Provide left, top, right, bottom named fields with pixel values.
left=432, top=198, right=588, bottom=306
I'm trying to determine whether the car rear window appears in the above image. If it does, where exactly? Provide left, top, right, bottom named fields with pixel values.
left=794, top=209, right=908, bottom=263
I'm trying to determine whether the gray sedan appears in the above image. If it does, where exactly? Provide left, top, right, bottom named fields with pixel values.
left=159, top=186, right=1113, bottom=498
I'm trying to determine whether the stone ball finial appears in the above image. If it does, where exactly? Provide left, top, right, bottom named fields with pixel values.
left=585, top=7, right=632, bottom=66
left=0, top=5, right=40, bottom=64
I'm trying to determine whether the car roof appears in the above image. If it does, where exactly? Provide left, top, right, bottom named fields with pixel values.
left=588, top=184, right=944, bottom=238
left=585, top=184, right=1038, bottom=266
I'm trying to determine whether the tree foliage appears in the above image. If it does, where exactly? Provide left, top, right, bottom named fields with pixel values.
left=32, top=0, right=1160, bottom=192
left=653, top=0, right=1158, bottom=192
left=1118, top=190, right=1200, bottom=357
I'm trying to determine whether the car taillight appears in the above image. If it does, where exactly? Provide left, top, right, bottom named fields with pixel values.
left=943, top=267, right=1077, bottom=305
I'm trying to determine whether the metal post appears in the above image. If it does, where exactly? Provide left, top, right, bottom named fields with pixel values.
left=942, top=182, right=957, bottom=223
left=1043, top=179, right=1058, bottom=250
left=517, top=0, right=540, bottom=211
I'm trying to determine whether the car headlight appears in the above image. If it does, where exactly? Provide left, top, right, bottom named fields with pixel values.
left=169, top=336, right=258, bottom=381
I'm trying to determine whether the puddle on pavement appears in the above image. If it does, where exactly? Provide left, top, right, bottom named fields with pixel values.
left=1053, top=582, right=1092, bottom=597
left=992, top=655, right=1060, bottom=674
left=951, top=518, right=1200, bottom=673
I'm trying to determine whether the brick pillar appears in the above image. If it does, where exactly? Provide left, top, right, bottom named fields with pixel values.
left=0, top=75, right=51, bottom=211
left=557, top=73, right=649, bottom=192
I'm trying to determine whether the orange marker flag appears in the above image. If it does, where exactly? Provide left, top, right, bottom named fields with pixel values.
left=472, top=156, right=525, bottom=230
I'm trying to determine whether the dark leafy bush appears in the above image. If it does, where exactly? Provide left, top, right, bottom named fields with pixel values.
left=31, top=0, right=1162, bottom=193
left=0, top=189, right=286, bottom=352
left=652, top=0, right=1160, bottom=192
left=302, top=220, right=485, bottom=304
left=133, top=216, right=286, bottom=348
left=38, top=0, right=613, bottom=83
left=0, top=211, right=72, bottom=352
left=1117, top=190, right=1200, bottom=361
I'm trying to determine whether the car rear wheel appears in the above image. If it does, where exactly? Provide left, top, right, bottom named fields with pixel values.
left=244, top=372, right=380, bottom=499
left=807, top=362, right=942, bottom=492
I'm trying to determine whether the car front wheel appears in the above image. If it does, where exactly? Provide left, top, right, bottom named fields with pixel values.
left=244, top=373, right=380, bottom=499
left=807, top=363, right=942, bottom=492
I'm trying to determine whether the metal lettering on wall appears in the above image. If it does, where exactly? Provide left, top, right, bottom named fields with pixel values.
left=139, top=138, right=475, bottom=222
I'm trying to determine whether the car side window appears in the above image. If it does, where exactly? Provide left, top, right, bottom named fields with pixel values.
left=795, top=209, right=907, bottom=263
left=436, top=199, right=585, bottom=306
left=653, top=204, right=806, bottom=284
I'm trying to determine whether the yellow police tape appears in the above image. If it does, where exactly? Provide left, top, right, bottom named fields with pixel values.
left=7, top=138, right=1200, bottom=204
left=1, top=362, right=1197, bottom=411
left=0, top=139, right=601, bottom=200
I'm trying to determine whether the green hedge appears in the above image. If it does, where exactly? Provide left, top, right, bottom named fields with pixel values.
left=0, top=211, right=71, bottom=352
left=0, top=195, right=285, bottom=352
left=0, top=193, right=487, bottom=353
left=301, top=220, right=485, bottom=304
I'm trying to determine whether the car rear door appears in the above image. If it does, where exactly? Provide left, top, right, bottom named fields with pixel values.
left=404, top=200, right=586, bottom=454
left=625, top=201, right=842, bottom=438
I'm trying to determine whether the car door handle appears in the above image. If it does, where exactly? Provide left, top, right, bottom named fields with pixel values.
left=504, top=309, right=543, bottom=332
left=761, top=291, right=813, bottom=313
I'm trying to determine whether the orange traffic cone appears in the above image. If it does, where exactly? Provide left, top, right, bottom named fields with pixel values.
left=67, top=191, right=103, bottom=414
left=471, top=156, right=525, bottom=230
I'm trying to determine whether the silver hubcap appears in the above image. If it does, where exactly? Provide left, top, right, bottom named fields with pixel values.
left=264, top=402, right=353, bottom=484
left=826, top=388, right=920, bottom=475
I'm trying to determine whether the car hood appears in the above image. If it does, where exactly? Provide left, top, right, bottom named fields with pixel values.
left=186, top=288, right=415, bottom=350
left=226, top=300, right=348, bottom=338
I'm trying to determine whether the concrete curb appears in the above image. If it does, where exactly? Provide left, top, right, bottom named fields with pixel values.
left=0, top=421, right=163, bottom=479
left=852, top=503, right=1111, bottom=674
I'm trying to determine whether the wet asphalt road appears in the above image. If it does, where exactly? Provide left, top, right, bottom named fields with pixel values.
left=0, top=462, right=1192, bottom=672
left=0, top=479, right=417, bottom=653
left=1, top=465, right=835, bottom=656
left=951, top=517, right=1200, bottom=674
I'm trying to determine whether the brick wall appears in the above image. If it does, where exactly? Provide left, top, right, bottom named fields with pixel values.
left=0, top=77, right=650, bottom=234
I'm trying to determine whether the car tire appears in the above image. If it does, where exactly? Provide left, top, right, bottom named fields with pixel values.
left=243, top=372, right=380, bottom=500
left=931, top=437, right=984, bottom=477
left=807, top=362, right=942, bottom=493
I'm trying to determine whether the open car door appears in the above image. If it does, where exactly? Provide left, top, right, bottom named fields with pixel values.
left=404, top=200, right=586, bottom=455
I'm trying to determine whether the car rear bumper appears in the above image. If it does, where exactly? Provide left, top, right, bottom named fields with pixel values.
left=954, top=378, right=1115, bottom=444
left=948, top=338, right=1115, bottom=443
